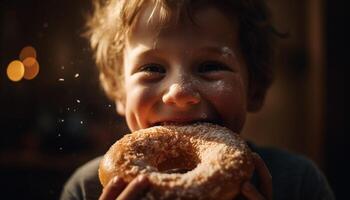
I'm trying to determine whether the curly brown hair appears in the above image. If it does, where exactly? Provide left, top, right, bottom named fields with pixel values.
left=85, top=0, right=278, bottom=111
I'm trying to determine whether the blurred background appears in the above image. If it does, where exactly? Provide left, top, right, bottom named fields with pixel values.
left=0, top=0, right=344, bottom=199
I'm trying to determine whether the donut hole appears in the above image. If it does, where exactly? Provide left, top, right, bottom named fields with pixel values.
left=157, top=149, right=200, bottom=174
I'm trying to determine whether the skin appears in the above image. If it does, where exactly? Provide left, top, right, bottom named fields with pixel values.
left=100, top=4, right=272, bottom=200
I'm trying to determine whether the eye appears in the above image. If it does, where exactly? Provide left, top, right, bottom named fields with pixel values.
left=139, top=64, right=166, bottom=74
left=198, top=61, right=230, bottom=73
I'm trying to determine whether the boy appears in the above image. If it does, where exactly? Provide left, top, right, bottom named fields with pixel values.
left=61, top=0, right=334, bottom=199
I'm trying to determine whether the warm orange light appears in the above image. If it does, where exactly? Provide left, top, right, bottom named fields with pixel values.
left=7, top=60, right=25, bottom=82
left=23, top=57, right=40, bottom=80
left=19, top=46, right=37, bottom=61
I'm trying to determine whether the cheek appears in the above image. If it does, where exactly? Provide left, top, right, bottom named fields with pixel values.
left=207, top=78, right=247, bottom=104
left=124, top=82, right=159, bottom=127
left=205, top=78, right=248, bottom=132
left=126, top=85, right=154, bottom=113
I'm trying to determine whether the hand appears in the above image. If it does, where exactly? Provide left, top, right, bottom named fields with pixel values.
left=99, top=175, right=150, bottom=200
left=240, top=153, right=273, bottom=200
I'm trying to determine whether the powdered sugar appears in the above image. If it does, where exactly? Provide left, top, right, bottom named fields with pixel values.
left=220, top=46, right=236, bottom=59
left=99, top=123, right=254, bottom=200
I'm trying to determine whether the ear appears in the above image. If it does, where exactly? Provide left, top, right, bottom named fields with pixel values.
left=115, top=100, right=125, bottom=116
left=247, top=84, right=266, bottom=112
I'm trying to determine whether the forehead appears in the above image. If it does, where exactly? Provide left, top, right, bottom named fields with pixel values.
left=127, top=2, right=239, bottom=50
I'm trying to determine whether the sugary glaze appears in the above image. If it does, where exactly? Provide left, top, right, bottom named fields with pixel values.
left=99, top=123, right=254, bottom=200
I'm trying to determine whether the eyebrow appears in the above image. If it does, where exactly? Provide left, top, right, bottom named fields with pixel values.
left=133, top=45, right=237, bottom=59
left=194, top=46, right=236, bottom=57
left=131, top=47, right=164, bottom=61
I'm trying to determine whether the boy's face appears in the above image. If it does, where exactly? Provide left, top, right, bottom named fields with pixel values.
left=117, top=5, right=250, bottom=134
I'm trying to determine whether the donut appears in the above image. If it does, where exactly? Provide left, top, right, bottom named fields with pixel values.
left=98, top=123, right=254, bottom=200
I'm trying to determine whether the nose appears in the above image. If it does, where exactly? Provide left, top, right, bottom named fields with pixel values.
left=162, top=82, right=200, bottom=108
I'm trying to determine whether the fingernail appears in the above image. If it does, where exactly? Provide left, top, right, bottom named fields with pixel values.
left=137, top=175, right=147, bottom=183
left=111, top=176, right=120, bottom=184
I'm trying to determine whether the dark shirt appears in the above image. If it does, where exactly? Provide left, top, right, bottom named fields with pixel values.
left=60, top=143, right=335, bottom=200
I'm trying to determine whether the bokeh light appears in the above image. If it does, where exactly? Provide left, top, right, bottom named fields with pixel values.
left=7, top=60, right=25, bottom=82
left=19, top=46, right=37, bottom=61
left=22, top=57, right=40, bottom=80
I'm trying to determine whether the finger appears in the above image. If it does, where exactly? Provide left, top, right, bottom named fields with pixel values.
left=117, top=175, right=150, bottom=200
left=253, top=153, right=273, bottom=200
left=99, top=176, right=127, bottom=200
left=241, top=181, right=265, bottom=200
